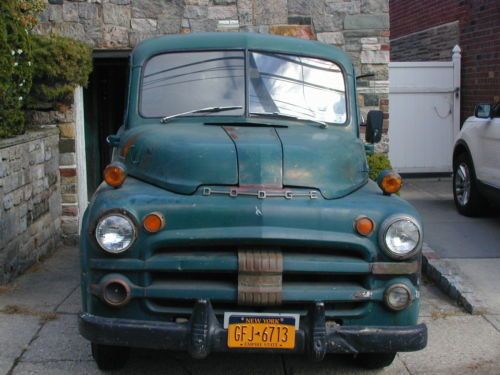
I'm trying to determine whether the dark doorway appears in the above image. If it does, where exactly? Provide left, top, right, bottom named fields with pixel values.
left=83, top=52, right=129, bottom=197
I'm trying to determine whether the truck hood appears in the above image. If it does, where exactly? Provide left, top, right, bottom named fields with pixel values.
left=119, top=123, right=368, bottom=199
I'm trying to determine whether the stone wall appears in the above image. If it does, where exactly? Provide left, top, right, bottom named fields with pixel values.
left=39, top=0, right=390, bottom=126
left=26, top=104, right=80, bottom=245
left=0, top=129, right=61, bottom=284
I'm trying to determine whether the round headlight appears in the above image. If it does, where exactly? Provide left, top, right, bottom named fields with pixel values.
left=95, top=214, right=136, bottom=253
left=379, top=215, right=422, bottom=259
left=384, top=284, right=412, bottom=311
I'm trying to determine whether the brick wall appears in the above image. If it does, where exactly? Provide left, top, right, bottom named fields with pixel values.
left=459, top=0, right=500, bottom=119
left=0, top=129, right=61, bottom=284
left=391, top=21, right=459, bottom=62
left=390, top=0, right=465, bottom=40
left=389, top=0, right=500, bottom=123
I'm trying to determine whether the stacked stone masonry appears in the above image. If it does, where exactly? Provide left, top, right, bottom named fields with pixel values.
left=39, top=0, right=390, bottom=129
left=26, top=105, right=80, bottom=245
left=0, top=129, right=61, bottom=284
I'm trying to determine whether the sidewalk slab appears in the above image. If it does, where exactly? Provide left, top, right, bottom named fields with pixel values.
left=20, top=314, right=91, bottom=363
left=399, top=315, right=500, bottom=375
left=56, top=287, right=80, bottom=315
left=283, top=354, right=410, bottom=374
left=418, top=280, right=464, bottom=318
left=485, top=315, right=500, bottom=332
left=450, top=258, right=500, bottom=314
left=12, top=361, right=97, bottom=375
left=0, top=247, right=80, bottom=312
left=0, top=314, right=41, bottom=375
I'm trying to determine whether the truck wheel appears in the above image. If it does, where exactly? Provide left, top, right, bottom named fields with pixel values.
left=356, top=352, right=396, bottom=369
left=91, top=343, right=130, bottom=371
left=453, top=153, right=485, bottom=216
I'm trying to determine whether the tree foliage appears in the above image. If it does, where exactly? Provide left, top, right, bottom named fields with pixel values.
left=27, top=34, right=93, bottom=108
left=0, top=0, right=33, bottom=138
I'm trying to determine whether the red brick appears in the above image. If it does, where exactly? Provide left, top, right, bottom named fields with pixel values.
left=60, top=168, right=76, bottom=177
left=62, top=206, right=79, bottom=217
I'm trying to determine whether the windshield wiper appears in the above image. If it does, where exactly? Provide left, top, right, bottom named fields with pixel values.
left=249, top=112, right=328, bottom=128
left=161, top=106, right=242, bottom=123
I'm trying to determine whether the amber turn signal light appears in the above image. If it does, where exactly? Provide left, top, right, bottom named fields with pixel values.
left=355, top=216, right=375, bottom=236
left=143, top=212, right=165, bottom=233
left=103, top=163, right=127, bottom=188
left=377, top=170, right=402, bottom=195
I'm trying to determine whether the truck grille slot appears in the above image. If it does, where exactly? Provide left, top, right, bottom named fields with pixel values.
left=147, top=299, right=369, bottom=320
left=91, top=246, right=374, bottom=319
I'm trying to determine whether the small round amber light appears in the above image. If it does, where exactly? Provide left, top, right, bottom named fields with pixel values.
left=377, top=170, right=402, bottom=195
left=143, top=212, right=165, bottom=233
left=103, top=163, right=127, bottom=188
left=355, top=216, right=375, bottom=236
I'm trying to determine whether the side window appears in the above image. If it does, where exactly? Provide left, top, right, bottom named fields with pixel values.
left=493, top=103, right=500, bottom=118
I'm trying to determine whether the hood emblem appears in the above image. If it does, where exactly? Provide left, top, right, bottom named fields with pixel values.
left=202, top=187, right=318, bottom=199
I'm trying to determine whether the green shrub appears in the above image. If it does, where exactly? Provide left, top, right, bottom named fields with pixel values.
left=0, top=0, right=33, bottom=138
left=27, top=34, right=93, bottom=108
left=367, top=153, right=393, bottom=181
left=16, top=0, right=45, bottom=30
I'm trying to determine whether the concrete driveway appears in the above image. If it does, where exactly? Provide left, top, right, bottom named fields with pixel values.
left=1, top=246, right=499, bottom=375
left=401, top=177, right=500, bottom=319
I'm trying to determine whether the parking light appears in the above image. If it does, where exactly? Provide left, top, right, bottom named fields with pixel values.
left=377, top=170, right=402, bottom=195
left=354, top=216, right=375, bottom=236
left=143, top=212, right=165, bottom=233
left=103, top=162, right=127, bottom=188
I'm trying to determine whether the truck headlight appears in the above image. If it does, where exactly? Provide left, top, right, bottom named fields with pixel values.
left=379, top=215, right=422, bottom=259
left=95, top=213, right=136, bottom=253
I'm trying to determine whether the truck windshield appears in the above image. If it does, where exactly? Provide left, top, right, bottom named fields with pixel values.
left=140, top=50, right=347, bottom=124
left=248, top=52, right=346, bottom=124
left=141, top=51, right=245, bottom=118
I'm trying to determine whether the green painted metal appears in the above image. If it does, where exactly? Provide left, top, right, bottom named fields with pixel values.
left=90, top=253, right=372, bottom=274
left=119, top=122, right=366, bottom=199
left=80, top=33, right=424, bottom=337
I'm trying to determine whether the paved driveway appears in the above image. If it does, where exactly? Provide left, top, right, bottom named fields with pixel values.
left=401, top=177, right=500, bottom=259
left=1, top=246, right=499, bottom=375
left=401, top=177, right=500, bottom=318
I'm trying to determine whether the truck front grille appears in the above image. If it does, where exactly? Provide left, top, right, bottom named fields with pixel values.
left=90, top=247, right=375, bottom=319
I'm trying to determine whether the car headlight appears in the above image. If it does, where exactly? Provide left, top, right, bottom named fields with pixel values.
left=379, top=215, right=422, bottom=259
left=95, top=213, right=136, bottom=254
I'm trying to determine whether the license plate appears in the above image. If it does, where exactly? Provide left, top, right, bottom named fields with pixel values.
left=224, top=313, right=299, bottom=349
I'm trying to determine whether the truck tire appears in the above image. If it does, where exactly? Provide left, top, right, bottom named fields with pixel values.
left=453, top=153, right=486, bottom=216
left=356, top=352, right=396, bottom=369
left=91, top=343, right=130, bottom=370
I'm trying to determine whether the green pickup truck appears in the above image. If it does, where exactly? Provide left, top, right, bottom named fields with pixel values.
left=79, top=32, right=427, bottom=370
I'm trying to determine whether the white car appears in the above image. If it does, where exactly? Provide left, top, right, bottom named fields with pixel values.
left=453, top=103, right=500, bottom=215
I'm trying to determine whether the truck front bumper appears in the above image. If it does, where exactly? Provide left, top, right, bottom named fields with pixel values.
left=79, top=300, right=427, bottom=361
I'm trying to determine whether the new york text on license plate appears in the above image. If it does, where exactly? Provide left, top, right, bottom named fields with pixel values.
left=224, top=313, right=299, bottom=349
